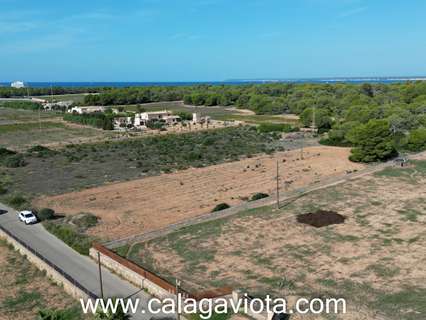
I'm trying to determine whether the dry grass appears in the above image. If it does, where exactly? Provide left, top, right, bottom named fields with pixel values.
left=35, top=146, right=363, bottom=240
left=125, top=159, right=426, bottom=320
left=0, top=239, right=81, bottom=320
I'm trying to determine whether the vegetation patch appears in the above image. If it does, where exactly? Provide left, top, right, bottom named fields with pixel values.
left=0, top=239, right=82, bottom=319
left=43, top=220, right=95, bottom=255
left=212, top=203, right=231, bottom=212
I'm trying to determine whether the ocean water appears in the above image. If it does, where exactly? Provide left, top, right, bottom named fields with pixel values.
left=1, top=77, right=426, bottom=88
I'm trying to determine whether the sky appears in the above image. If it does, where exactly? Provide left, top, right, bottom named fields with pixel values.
left=1, top=0, right=426, bottom=82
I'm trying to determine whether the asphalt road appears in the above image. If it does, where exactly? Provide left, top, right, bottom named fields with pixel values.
left=0, top=202, right=168, bottom=320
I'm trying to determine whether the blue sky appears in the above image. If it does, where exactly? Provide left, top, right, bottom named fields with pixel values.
left=1, top=0, right=426, bottom=82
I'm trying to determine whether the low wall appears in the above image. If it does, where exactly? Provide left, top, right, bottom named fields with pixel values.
left=0, top=227, right=97, bottom=301
left=91, top=243, right=232, bottom=301
left=91, top=243, right=179, bottom=299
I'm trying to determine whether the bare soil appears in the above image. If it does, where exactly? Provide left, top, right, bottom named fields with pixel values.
left=129, top=158, right=426, bottom=319
left=297, top=210, right=346, bottom=228
left=35, top=146, right=364, bottom=240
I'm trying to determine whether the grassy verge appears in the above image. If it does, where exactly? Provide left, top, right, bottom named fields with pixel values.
left=43, top=221, right=95, bottom=255
left=0, top=238, right=83, bottom=319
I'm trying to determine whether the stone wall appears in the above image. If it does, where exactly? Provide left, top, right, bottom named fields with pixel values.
left=90, top=246, right=176, bottom=299
left=0, top=228, right=95, bottom=301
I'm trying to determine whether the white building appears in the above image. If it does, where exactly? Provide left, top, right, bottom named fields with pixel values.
left=135, top=110, right=181, bottom=127
left=44, top=100, right=73, bottom=111
left=139, top=110, right=170, bottom=121
left=68, top=106, right=106, bottom=114
left=11, top=81, right=25, bottom=88
left=113, top=117, right=134, bottom=130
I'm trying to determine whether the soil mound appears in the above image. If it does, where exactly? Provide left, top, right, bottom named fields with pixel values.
left=297, top=210, right=345, bottom=228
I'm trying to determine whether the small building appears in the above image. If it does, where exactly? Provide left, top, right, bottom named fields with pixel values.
left=11, top=81, right=25, bottom=88
left=31, top=97, right=47, bottom=104
left=44, top=100, right=73, bottom=111
left=139, top=110, right=170, bottom=121
left=68, top=106, right=106, bottom=114
left=135, top=110, right=180, bottom=127
left=162, top=115, right=181, bottom=125
left=113, top=117, right=134, bottom=130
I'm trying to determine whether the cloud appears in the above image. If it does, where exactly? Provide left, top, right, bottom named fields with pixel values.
left=339, top=6, right=368, bottom=18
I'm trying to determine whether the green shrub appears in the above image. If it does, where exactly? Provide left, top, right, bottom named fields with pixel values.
left=73, top=212, right=99, bottom=230
left=2, top=101, right=41, bottom=111
left=250, top=193, right=269, bottom=201
left=37, top=307, right=82, bottom=320
left=43, top=222, right=93, bottom=255
left=27, top=145, right=57, bottom=158
left=212, top=203, right=230, bottom=212
left=6, top=194, right=28, bottom=208
left=0, top=147, right=16, bottom=157
left=257, top=123, right=295, bottom=133
left=37, top=208, right=55, bottom=221
left=406, top=128, right=426, bottom=151
left=2, top=154, right=27, bottom=168
left=63, top=113, right=113, bottom=130
left=0, top=184, right=7, bottom=195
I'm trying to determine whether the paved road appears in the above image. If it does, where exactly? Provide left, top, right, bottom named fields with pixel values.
left=0, top=202, right=167, bottom=320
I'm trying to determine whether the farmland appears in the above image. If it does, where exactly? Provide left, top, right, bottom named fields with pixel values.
left=0, top=119, right=114, bottom=151
left=35, top=146, right=362, bottom=240
left=117, top=158, right=426, bottom=320
left=0, top=107, right=59, bottom=125
left=0, top=239, right=82, bottom=320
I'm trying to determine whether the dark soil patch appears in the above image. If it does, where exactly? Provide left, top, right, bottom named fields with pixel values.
left=297, top=210, right=346, bottom=228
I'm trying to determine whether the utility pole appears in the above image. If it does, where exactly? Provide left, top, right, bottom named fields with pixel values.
left=175, top=279, right=181, bottom=320
left=38, top=104, right=42, bottom=132
left=97, top=252, right=104, bottom=300
left=276, top=160, right=280, bottom=209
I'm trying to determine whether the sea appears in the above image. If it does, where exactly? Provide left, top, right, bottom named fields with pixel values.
left=1, top=77, right=426, bottom=88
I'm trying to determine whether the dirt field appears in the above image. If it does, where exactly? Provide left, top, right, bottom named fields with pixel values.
left=0, top=239, right=81, bottom=320
left=35, top=146, right=364, bottom=240
left=123, top=158, right=426, bottom=320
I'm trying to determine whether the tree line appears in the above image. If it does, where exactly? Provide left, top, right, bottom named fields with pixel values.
left=0, top=86, right=106, bottom=98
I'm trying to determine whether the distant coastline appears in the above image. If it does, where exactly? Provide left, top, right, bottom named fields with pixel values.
left=1, top=77, right=426, bottom=88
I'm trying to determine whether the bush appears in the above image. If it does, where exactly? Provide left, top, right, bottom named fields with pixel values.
left=37, top=307, right=82, bottom=320
left=406, top=128, right=426, bottom=151
left=37, top=208, right=55, bottom=221
left=2, top=154, right=26, bottom=168
left=63, top=113, right=113, bottom=130
left=250, top=193, right=269, bottom=201
left=257, top=123, right=296, bottom=133
left=43, top=222, right=93, bottom=255
left=72, top=213, right=99, bottom=230
left=6, top=194, right=28, bottom=208
left=211, top=203, right=230, bottom=212
left=0, top=183, right=7, bottom=195
left=2, top=101, right=41, bottom=111
left=27, top=145, right=57, bottom=158
left=0, top=147, right=16, bottom=157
